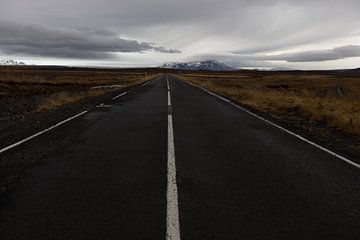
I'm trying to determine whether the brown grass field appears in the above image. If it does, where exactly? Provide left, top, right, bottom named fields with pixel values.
left=2, top=66, right=360, bottom=139
left=0, top=66, right=160, bottom=116
left=176, top=70, right=360, bottom=136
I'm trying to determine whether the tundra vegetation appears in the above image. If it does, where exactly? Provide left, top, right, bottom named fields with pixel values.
left=177, top=70, right=360, bottom=136
left=0, top=66, right=159, bottom=117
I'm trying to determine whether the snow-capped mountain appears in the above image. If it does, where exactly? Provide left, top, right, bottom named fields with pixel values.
left=0, top=59, right=25, bottom=65
left=160, top=60, right=232, bottom=71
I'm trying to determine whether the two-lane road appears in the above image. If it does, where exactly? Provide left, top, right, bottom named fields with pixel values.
left=1, top=74, right=359, bottom=239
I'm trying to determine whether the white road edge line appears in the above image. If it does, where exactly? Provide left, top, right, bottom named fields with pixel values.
left=166, top=75, right=181, bottom=240
left=0, top=111, right=88, bottom=154
left=112, top=91, right=127, bottom=100
left=141, top=81, right=151, bottom=87
left=184, top=80, right=360, bottom=170
left=0, top=79, right=156, bottom=155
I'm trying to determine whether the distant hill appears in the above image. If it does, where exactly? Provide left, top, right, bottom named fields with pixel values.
left=0, top=59, right=25, bottom=66
left=160, top=60, right=232, bottom=71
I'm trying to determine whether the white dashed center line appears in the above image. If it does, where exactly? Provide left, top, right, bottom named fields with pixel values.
left=166, top=75, right=181, bottom=240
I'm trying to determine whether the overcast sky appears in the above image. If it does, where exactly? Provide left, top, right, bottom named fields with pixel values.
left=0, top=0, right=360, bottom=69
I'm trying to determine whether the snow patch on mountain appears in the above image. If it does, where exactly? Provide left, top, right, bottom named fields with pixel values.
left=160, top=60, right=232, bottom=71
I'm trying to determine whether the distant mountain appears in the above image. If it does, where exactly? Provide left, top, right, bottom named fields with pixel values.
left=0, top=59, right=25, bottom=65
left=160, top=60, right=232, bottom=71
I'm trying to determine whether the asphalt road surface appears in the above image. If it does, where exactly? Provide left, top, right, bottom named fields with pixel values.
left=0, top=74, right=359, bottom=239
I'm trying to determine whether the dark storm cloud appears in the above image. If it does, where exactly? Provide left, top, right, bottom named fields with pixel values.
left=0, top=22, right=180, bottom=59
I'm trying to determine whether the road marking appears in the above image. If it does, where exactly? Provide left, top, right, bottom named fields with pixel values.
left=0, top=111, right=88, bottom=154
left=166, top=75, right=181, bottom=240
left=141, top=81, right=151, bottom=87
left=96, top=104, right=111, bottom=108
left=0, top=78, right=157, bottom=155
left=184, top=80, right=360, bottom=170
left=112, top=91, right=127, bottom=100
left=200, top=87, right=230, bottom=103
left=166, top=77, right=170, bottom=91
left=168, top=91, right=171, bottom=106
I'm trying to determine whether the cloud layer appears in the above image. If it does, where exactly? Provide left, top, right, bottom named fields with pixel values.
left=0, top=22, right=180, bottom=59
left=265, top=45, right=360, bottom=62
left=0, top=0, right=359, bottom=68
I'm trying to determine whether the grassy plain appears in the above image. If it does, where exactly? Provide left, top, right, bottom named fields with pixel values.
left=177, top=70, right=360, bottom=136
left=0, top=66, right=160, bottom=114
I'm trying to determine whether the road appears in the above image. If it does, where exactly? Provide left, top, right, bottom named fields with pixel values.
left=0, top=74, right=359, bottom=239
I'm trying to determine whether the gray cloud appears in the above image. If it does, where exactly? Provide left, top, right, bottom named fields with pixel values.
left=0, top=22, right=180, bottom=59
left=0, top=0, right=359, bottom=68
left=152, top=47, right=181, bottom=54
left=187, top=53, right=275, bottom=69
left=264, top=45, right=360, bottom=62
left=192, top=45, right=360, bottom=69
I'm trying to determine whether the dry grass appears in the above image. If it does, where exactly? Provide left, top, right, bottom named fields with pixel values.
left=0, top=67, right=150, bottom=86
left=0, top=67, right=159, bottom=95
left=34, top=74, right=160, bottom=111
left=35, top=89, right=106, bottom=112
left=0, top=66, right=160, bottom=113
left=177, top=71, right=360, bottom=136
